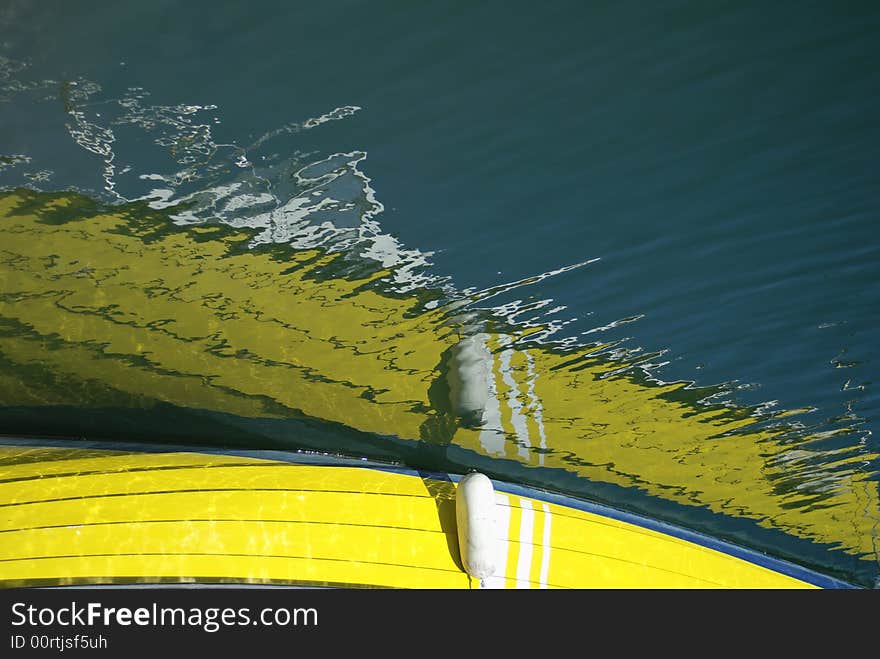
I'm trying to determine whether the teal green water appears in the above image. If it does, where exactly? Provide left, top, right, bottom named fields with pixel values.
left=0, top=1, right=878, bottom=586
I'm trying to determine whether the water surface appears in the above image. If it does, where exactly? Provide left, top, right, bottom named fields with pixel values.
left=0, top=1, right=878, bottom=586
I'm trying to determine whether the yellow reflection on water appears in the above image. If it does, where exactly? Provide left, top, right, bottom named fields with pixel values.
left=0, top=189, right=877, bottom=565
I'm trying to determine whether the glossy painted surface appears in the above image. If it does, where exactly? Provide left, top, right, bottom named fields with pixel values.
left=0, top=443, right=828, bottom=588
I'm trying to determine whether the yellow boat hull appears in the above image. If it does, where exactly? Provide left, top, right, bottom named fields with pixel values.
left=0, top=440, right=849, bottom=589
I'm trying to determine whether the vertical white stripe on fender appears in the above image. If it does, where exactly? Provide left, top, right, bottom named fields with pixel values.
left=516, top=498, right=535, bottom=588
left=540, top=503, right=552, bottom=588
left=481, top=492, right=511, bottom=589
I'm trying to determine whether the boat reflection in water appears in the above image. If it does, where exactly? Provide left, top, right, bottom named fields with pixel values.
left=0, top=184, right=877, bottom=587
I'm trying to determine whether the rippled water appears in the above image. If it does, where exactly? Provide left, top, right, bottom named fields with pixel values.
left=0, top=1, right=878, bottom=586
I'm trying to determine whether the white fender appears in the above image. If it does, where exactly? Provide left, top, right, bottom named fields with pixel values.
left=455, top=472, right=498, bottom=579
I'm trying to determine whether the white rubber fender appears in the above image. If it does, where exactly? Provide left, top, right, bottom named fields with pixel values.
left=455, top=472, right=498, bottom=579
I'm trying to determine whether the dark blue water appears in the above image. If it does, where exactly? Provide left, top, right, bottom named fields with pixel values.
left=1, top=0, right=878, bottom=585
